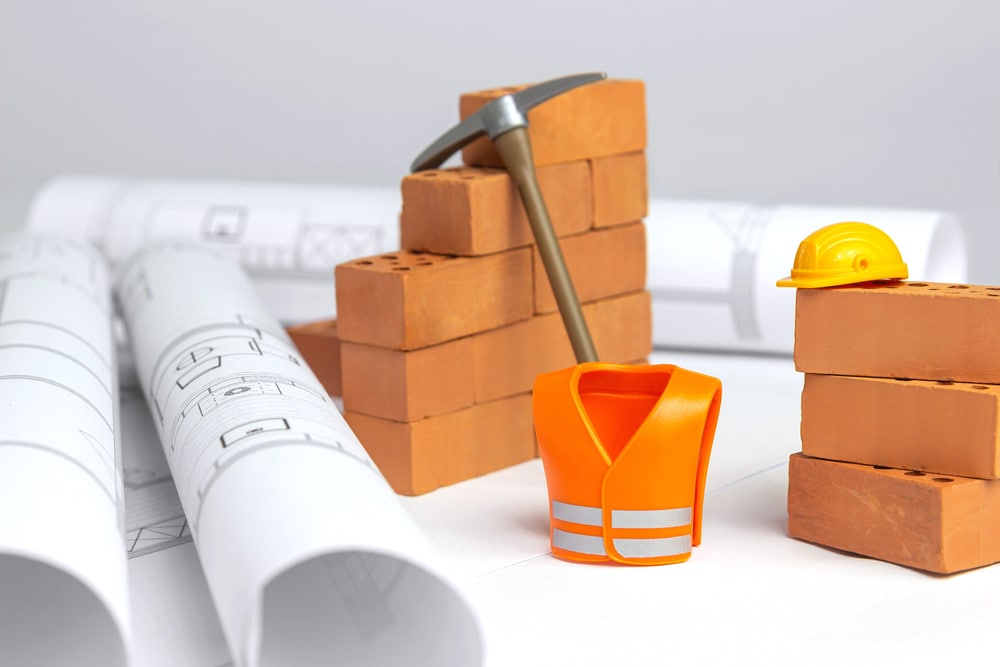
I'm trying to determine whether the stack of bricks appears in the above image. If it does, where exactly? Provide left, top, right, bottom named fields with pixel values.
left=787, top=280, right=1000, bottom=573
left=324, top=79, right=651, bottom=496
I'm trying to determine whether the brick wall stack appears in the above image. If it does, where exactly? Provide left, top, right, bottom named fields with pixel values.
left=300, top=79, right=652, bottom=495
left=786, top=280, right=1000, bottom=573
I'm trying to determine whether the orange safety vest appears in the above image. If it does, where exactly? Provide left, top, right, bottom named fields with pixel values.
left=533, top=362, right=722, bottom=565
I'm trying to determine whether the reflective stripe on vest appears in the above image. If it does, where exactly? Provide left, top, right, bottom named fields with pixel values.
left=533, top=362, right=723, bottom=566
left=552, top=500, right=695, bottom=559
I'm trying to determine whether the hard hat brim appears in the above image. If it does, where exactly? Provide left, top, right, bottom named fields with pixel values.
left=776, top=263, right=908, bottom=288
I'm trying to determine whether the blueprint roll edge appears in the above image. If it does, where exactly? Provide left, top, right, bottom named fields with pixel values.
left=646, top=199, right=967, bottom=355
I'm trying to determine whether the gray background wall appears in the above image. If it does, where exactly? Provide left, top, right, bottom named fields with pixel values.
left=1, top=0, right=997, bottom=280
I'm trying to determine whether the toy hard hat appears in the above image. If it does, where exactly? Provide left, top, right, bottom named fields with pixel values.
left=776, top=221, right=908, bottom=288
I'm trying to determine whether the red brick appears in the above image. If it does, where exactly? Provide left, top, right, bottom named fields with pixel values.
left=345, top=394, right=535, bottom=495
left=802, top=373, right=1000, bottom=479
left=475, top=290, right=652, bottom=403
left=460, top=79, right=646, bottom=168
left=335, top=248, right=533, bottom=350
left=591, top=152, right=648, bottom=228
left=287, top=319, right=342, bottom=397
left=341, top=337, right=474, bottom=423
left=400, top=162, right=591, bottom=256
left=788, top=452, right=1000, bottom=574
left=340, top=291, right=653, bottom=420
left=794, top=281, right=1000, bottom=384
left=533, top=222, right=646, bottom=314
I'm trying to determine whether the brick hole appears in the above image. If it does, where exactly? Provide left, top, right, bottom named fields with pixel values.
left=392, top=267, right=411, bottom=272
left=356, top=260, right=373, bottom=265
left=987, top=287, right=1000, bottom=291
left=381, top=255, right=398, bottom=260
left=932, top=477, right=955, bottom=483
left=948, top=285, right=970, bottom=289
left=410, top=250, right=425, bottom=255
left=989, top=294, right=1000, bottom=297
left=972, top=385, right=990, bottom=390
left=416, top=261, right=433, bottom=266
left=904, top=471, right=926, bottom=477
left=927, top=288, right=940, bottom=291
left=873, top=465, right=891, bottom=470
left=909, top=283, right=929, bottom=287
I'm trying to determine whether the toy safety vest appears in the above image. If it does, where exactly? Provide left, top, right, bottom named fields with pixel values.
left=533, top=362, right=722, bottom=565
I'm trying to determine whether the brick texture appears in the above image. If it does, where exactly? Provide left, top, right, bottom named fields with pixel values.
left=345, top=393, right=535, bottom=496
left=287, top=319, right=342, bottom=397
left=788, top=452, right=1000, bottom=574
left=794, top=281, right=1000, bottom=384
left=335, top=248, right=533, bottom=350
left=460, top=79, right=646, bottom=168
left=340, top=290, right=653, bottom=421
left=400, top=162, right=592, bottom=256
left=591, top=152, right=648, bottom=228
left=801, top=373, right=1000, bottom=479
left=533, top=222, right=646, bottom=314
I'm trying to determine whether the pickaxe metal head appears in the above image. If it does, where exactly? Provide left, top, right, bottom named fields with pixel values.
left=410, top=72, right=606, bottom=173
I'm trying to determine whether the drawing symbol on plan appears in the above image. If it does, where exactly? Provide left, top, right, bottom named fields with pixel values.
left=145, top=200, right=386, bottom=279
left=201, top=206, right=247, bottom=243
left=649, top=205, right=772, bottom=340
left=295, top=224, right=385, bottom=275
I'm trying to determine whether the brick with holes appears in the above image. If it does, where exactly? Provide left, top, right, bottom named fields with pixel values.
left=335, top=248, right=533, bottom=350
left=788, top=452, right=1000, bottom=573
left=533, top=222, right=646, bottom=314
left=460, top=79, right=646, bottom=168
left=802, top=373, right=1000, bottom=479
left=794, top=281, right=1000, bottom=384
left=287, top=319, right=342, bottom=397
left=345, top=393, right=535, bottom=496
left=400, top=162, right=592, bottom=256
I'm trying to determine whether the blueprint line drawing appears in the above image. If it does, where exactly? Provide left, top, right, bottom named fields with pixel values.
left=0, top=232, right=129, bottom=666
left=28, top=177, right=404, bottom=323
left=648, top=204, right=772, bottom=341
left=116, top=242, right=481, bottom=666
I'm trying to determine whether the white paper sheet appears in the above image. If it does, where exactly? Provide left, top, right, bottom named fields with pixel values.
left=29, top=177, right=402, bottom=324
left=115, top=242, right=482, bottom=667
left=646, top=200, right=968, bottom=353
left=0, top=233, right=129, bottom=666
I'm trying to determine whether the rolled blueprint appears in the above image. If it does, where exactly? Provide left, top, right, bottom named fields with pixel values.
left=29, top=176, right=402, bottom=323
left=115, top=243, right=481, bottom=667
left=28, top=177, right=968, bottom=354
left=646, top=200, right=968, bottom=354
left=0, top=233, right=129, bottom=666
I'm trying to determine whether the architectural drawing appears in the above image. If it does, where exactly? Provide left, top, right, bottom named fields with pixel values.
left=28, top=178, right=403, bottom=322
left=116, top=242, right=481, bottom=666
left=0, top=233, right=129, bottom=666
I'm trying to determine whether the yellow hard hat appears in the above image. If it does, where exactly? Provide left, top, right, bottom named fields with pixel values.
left=776, top=221, right=908, bottom=288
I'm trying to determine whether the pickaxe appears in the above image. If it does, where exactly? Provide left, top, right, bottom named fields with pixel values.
left=410, top=72, right=606, bottom=364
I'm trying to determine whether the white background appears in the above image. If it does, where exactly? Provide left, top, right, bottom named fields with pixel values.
left=1, top=0, right=997, bottom=279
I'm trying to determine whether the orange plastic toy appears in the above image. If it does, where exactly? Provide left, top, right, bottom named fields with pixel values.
left=533, top=362, right=722, bottom=565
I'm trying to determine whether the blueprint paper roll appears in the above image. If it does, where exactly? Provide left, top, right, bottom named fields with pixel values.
left=29, top=178, right=968, bottom=354
left=28, top=176, right=402, bottom=324
left=646, top=200, right=967, bottom=354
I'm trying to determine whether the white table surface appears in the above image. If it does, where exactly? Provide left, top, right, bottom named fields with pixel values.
left=399, top=349, right=1000, bottom=666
